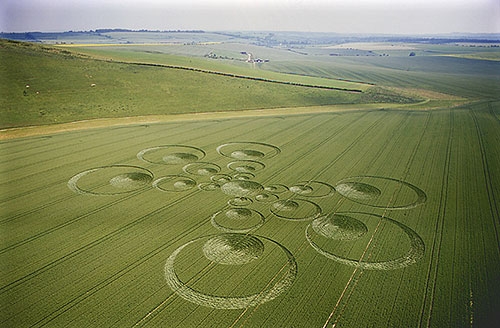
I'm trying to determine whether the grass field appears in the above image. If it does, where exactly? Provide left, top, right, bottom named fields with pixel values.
left=1, top=34, right=500, bottom=327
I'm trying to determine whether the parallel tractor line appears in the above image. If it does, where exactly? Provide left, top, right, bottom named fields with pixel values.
left=418, top=109, right=454, bottom=328
left=328, top=111, right=429, bottom=327
left=471, top=108, right=499, bottom=249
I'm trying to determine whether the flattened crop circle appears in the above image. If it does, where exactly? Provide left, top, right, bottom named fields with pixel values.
left=198, top=182, right=220, bottom=192
left=289, top=181, right=335, bottom=198
left=137, top=145, right=205, bottom=165
left=202, top=234, right=264, bottom=264
left=221, top=180, right=264, bottom=198
left=255, top=192, right=280, bottom=203
left=217, top=142, right=281, bottom=160
left=335, top=176, right=427, bottom=210
left=211, top=208, right=265, bottom=233
left=264, top=184, right=288, bottom=194
left=164, top=234, right=297, bottom=309
left=227, top=160, right=265, bottom=173
left=183, top=162, right=221, bottom=176
left=68, top=165, right=153, bottom=196
left=270, top=199, right=322, bottom=221
left=228, top=197, right=253, bottom=206
left=153, top=175, right=197, bottom=192
left=306, top=212, right=425, bottom=270
left=312, top=214, right=368, bottom=241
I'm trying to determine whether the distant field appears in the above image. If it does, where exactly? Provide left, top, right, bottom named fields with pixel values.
left=0, top=40, right=382, bottom=129
left=1, top=32, right=499, bottom=328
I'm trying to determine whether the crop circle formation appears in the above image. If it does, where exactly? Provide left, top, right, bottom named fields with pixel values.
left=217, top=142, right=281, bottom=160
left=164, top=234, right=297, bottom=309
left=183, top=162, right=221, bottom=176
left=153, top=175, right=197, bottom=192
left=335, top=176, right=427, bottom=209
left=137, top=145, right=205, bottom=165
left=220, top=180, right=264, bottom=198
left=311, top=214, right=368, bottom=241
left=270, top=199, right=322, bottom=221
left=228, top=160, right=266, bottom=173
left=68, top=165, right=153, bottom=196
left=202, top=234, right=265, bottom=264
left=289, top=181, right=335, bottom=198
left=211, top=208, right=265, bottom=233
left=228, top=197, right=253, bottom=206
left=306, top=212, right=425, bottom=270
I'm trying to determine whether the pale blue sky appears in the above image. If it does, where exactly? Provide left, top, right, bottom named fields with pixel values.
left=1, top=0, right=499, bottom=34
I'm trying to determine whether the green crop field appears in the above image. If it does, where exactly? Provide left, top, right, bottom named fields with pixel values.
left=1, top=33, right=499, bottom=327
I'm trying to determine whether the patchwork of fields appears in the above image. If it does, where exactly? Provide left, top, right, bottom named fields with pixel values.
left=1, top=102, right=499, bottom=327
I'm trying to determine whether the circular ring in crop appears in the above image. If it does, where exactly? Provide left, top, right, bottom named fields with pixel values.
left=289, top=181, right=335, bottom=198
left=153, top=175, right=197, bottom=192
left=306, top=212, right=425, bottom=270
left=68, top=165, right=153, bottom=196
left=255, top=192, right=280, bottom=203
left=210, top=174, right=232, bottom=184
left=227, top=160, right=266, bottom=173
left=221, top=180, right=264, bottom=198
left=335, top=176, right=427, bottom=210
left=228, top=197, right=253, bottom=206
left=270, top=199, right=322, bottom=221
left=164, top=234, right=297, bottom=309
left=217, top=142, right=281, bottom=160
left=211, top=208, right=265, bottom=233
left=264, top=184, right=289, bottom=194
left=233, top=173, right=255, bottom=180
left=137, top=145, right=205, bottom=165
left=183, top=162, right=221, bottom=176
left=198, top=182, right=220, bottom=191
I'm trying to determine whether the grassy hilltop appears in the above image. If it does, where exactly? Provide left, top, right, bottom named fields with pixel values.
left=0, top=39, right=420, bottom=129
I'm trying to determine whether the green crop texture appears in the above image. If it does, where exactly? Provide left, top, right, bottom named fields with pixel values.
left=1, top=35, right=499, bottom=327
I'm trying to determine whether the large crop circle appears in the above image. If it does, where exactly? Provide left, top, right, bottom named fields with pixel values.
left=137, top=145, right=205, bottom=165
left=220, top=180, right=264, bottom=198
left=270, top=199, right=322, bottom=221
left=164, top=234, right=297, bottom=309
left=153, top=175, right=197, bottom=192
left=306, top=212, right=425, bottom=270
left=202, top=234, right=265, bottom=265
left=68, top=165, right=153, bottom=196
left=183, top=162, right=221, bottom=176
left=211, top=208, right=265, bottom=233
left=335, top=176, right=427, bottom=210
left=311, top=214, right=368, bottom=241
left=289, top=181, right=335, bottom=198
left=217, top=142, right=281, bottom=160
left=227, top=160, right=266, bottom=173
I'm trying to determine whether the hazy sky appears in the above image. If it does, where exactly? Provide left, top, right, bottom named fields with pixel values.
left=1, top=0, right=499, bottom=34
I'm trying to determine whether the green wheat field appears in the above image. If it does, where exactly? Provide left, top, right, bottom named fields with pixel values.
left=1, top=32, right=499, bottom=327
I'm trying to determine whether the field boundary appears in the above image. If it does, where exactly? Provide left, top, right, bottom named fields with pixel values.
left=120, top=61, right=365, bottom=92
left=0, top=104, right=404, bottom=140
left=0, top=98, right=472, bottom=141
